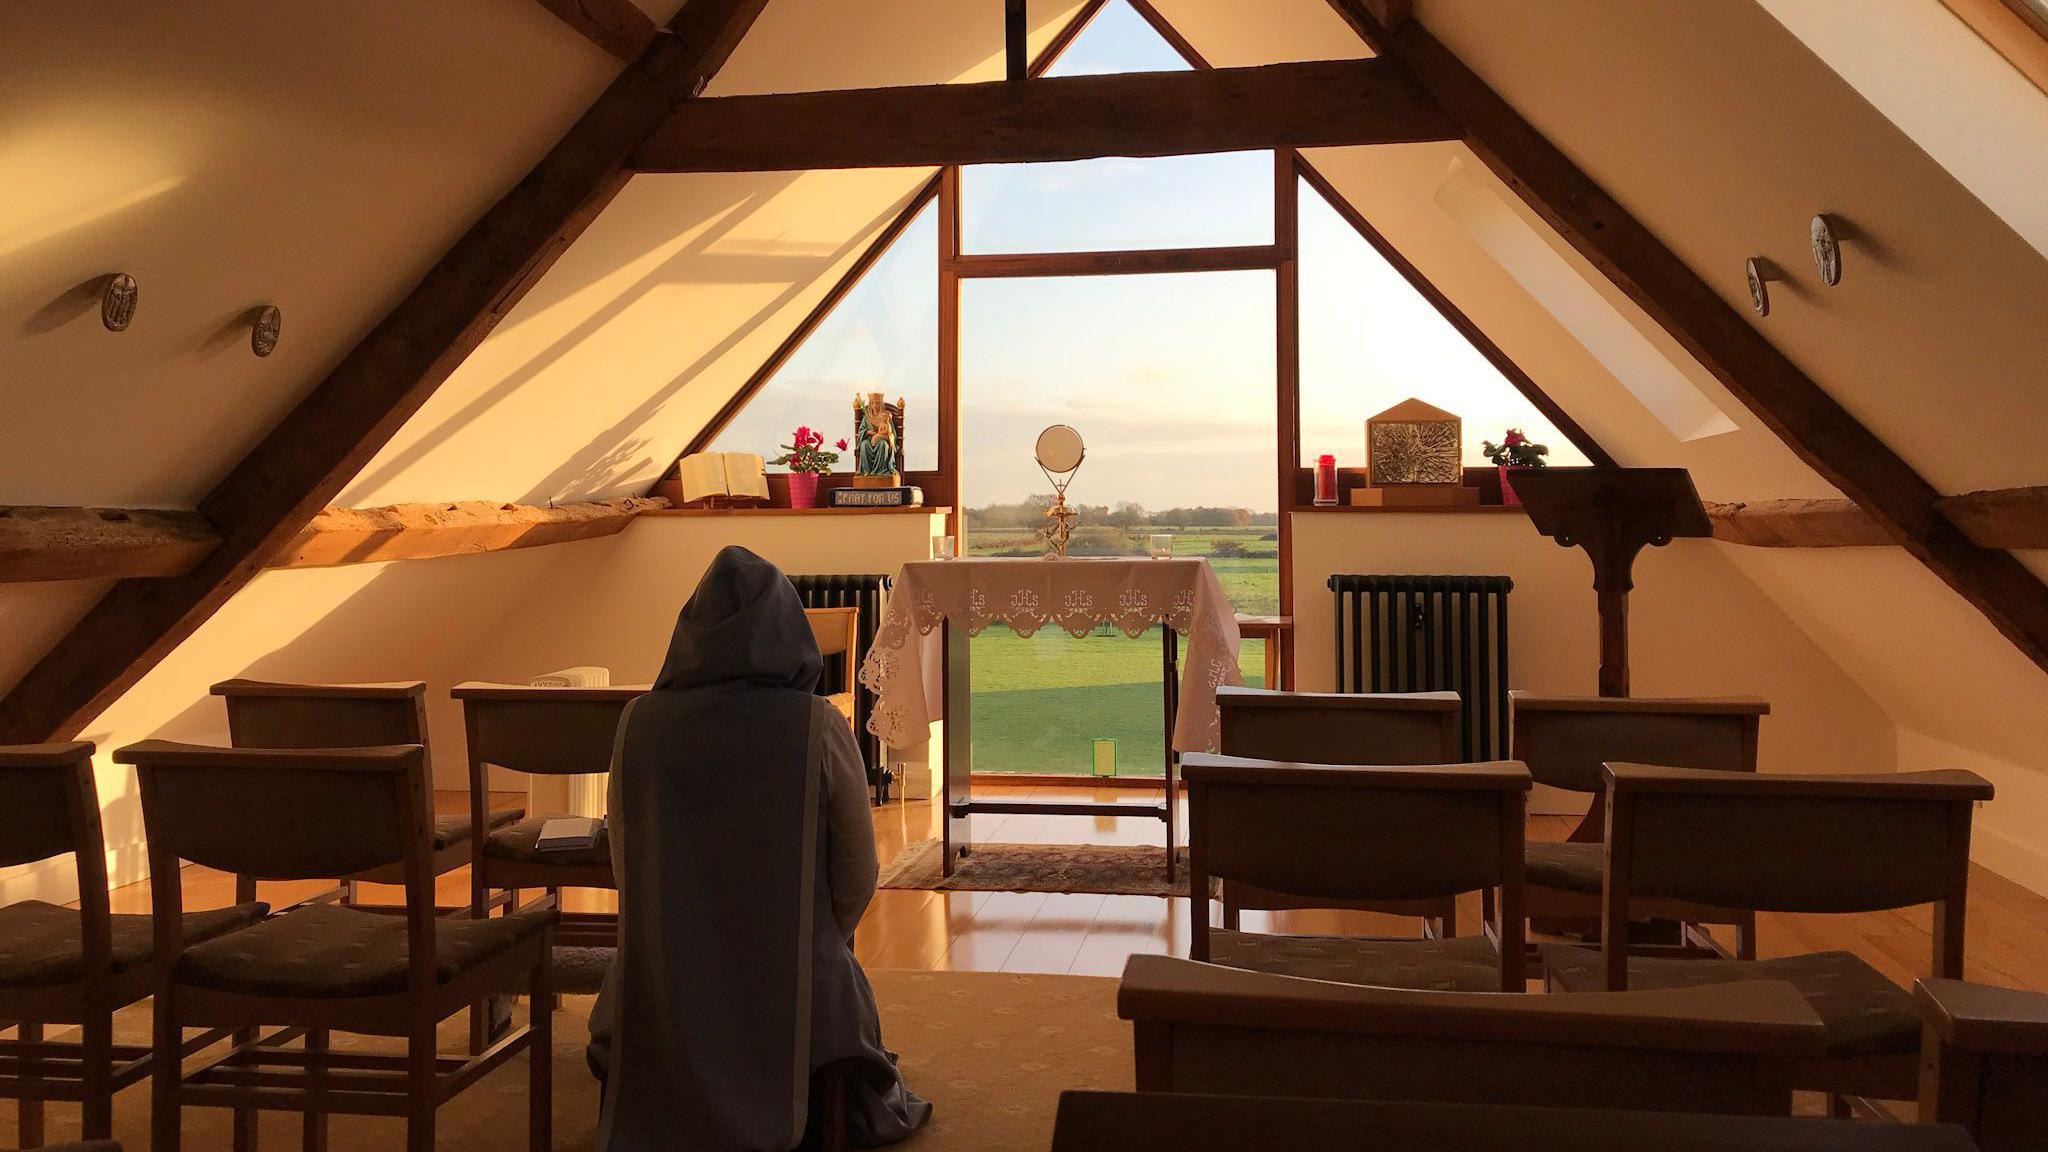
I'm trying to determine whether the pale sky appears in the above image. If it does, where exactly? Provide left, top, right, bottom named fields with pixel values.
left=713, top=0, right=1586, bottom=511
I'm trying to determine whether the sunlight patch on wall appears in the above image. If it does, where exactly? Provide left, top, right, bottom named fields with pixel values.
left=1433, top=156, right=1738, bottom=443
left=0, top=123, right=184, bottom=260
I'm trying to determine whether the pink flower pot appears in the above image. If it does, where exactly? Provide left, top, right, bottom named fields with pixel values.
left=1498, top=465, right=1522, bottom=507
left=788, top=472, right=820, bottom=509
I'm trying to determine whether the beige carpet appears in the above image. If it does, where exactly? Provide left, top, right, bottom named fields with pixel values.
left=0, top=970, right=1130, bottom=1151
left=879, top=839, right=1196, bottom=897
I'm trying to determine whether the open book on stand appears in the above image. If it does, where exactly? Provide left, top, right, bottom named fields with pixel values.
left=677, top=451, right=769, bottom=507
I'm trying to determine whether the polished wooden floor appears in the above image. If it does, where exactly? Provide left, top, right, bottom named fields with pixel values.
left=114, top=782, right=2048, bottom=994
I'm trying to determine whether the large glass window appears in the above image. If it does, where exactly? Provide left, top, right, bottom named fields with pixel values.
left=963, top=272, right=1278, bottom=777
left=959, top=1, right=1272, bottom=255
left=709, top=204, right=940, bottom=472
left=1297, top=179, right=1590, bottom=469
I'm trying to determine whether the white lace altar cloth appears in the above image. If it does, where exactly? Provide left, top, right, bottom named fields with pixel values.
left=858, top=557, right=1243, bottom=754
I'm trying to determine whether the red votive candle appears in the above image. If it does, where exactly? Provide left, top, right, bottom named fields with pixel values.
left=1314, top=454, right=1339, bottom=506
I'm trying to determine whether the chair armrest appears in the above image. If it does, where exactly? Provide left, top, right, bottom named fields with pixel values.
left=1604, top=762, right=1994, bottom=802
left=211, top=678, right=426, bottom=699
left=1116, top=956, right=1827, bottom=1057
left=1509, top=692, right=1770, bottom=717
left=1181, top=754, right=1531, bottom=792
left=1218, top=685, right=1457, bottom=710
left=450, top=681, right=649, bottom=702
left=1916, top=978, right=2048, bottom=1056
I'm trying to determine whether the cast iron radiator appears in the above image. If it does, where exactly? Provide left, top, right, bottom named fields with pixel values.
left=789, top=573, right=893, bottom=795
left=1328, top=574, right=1514, bottom=761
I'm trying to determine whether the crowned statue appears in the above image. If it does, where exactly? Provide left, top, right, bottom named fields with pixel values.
left=852, top=392, right=905, bottom=488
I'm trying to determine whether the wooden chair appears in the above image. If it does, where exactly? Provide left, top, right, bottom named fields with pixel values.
left=1215, top=686, right=1465, bottom=935
left=0, top=743, right=264, bottom=1147
left=1183, top=752, right=1529, bottom=992
left=1053, top=1091, right=1977, bottom=1152
left=212, top=679, right=523, bottom=912
left=804, top=606, right=860, bottom=727
left=116, top=740, right=555, bottom=1152
left=1542, top=762, right=1994, bottom=1106
left=1116, top=954, right=1828, bottom=1116
left=1916, top=978, right=2048, bottom=1151
left=452, top=683, right=641, bottom=952
left=1508, top=693, right=1770, bottom=959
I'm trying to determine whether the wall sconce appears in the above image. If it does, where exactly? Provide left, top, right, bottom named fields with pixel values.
left=1745, top=257, right=1781, bottom=318
left=1811, top=214, right=1843, bottom=287
left=100, top=273, right=137, bottom=332
left=252, top=305, right=282, bottom=357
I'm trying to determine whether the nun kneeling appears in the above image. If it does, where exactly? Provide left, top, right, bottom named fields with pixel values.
left=589, top=546, right=930, bottom=1151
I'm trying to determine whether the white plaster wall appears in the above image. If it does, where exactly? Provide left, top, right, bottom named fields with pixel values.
left=1291, top=512, right=1897, bottom=814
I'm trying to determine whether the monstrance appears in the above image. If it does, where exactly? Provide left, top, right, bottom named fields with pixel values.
left=1035, top=425, right=1086, bottom=559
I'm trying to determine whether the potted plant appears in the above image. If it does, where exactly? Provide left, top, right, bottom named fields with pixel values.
left=1481, top=428, right=1549, bottom=506
left=771, top=426, right=844, bottom=509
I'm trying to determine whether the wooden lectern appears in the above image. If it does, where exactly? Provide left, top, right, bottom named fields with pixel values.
left=1508, top=468, right=1711, bottom=698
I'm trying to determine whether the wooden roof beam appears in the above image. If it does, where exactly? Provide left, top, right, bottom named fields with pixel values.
left=1326, top=0, right=2048, bottom=674
left=0, top=0, right=771, bottom=744
left=630, top=58, right=1460, bottom=172
left=535, top=0, right=659, bottom=63
left=0, top=507, right=219, bottom=584
left=275, top=498, right=666, bottom=569
left=1709, top=487, right=2048, bottom=549
left=0, top=499, right=672, bottom=585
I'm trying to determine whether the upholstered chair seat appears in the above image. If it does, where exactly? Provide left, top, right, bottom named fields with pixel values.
left=1520, top=841, right=1605, bottom=893
left=434, top=807, right=523, bottom=850
left=1543, top=946, right=1919, bottom=1059
left=174, top=901, right=554, bottom=999
left=485, top=816, right=612, bottom=868
left=0, top=901, right=266, bottom=988
left=1210, top=929, right=1502, bottom=992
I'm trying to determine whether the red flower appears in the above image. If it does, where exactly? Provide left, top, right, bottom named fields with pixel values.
left=1502, top=429, right=1527, bottom=448
left=835, top=439, right=849, bottom=451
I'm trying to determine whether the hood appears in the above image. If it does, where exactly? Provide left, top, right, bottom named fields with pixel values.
left=653, top=546, right=821, bottom=694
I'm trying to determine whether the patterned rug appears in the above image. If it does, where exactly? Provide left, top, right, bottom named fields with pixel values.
left=878, top=839, right=1195, bottom=897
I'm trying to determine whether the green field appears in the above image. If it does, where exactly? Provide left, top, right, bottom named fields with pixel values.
left=964, top=526, right=1277, bottom=778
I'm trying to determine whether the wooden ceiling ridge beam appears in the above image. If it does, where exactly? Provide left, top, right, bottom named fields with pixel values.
left=629, top=57, right=1461, bottom=173
left=0, top=0, right=773, bottom=743
left=535, top=0, right=659, bottom=63
left=1323, top=0, right=2048, bottom=674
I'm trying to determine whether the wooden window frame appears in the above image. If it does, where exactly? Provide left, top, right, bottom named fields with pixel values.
left=687, top=0, right=1607, bottom=639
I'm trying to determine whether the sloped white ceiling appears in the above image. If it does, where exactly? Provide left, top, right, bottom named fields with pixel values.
left=0, top=0, right=615, bottom=509
left=1755, top=0, right=2048, bottom=263
left=342, top=0, right=1088, bottom=508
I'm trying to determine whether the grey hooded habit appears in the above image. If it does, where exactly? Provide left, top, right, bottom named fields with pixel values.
left=590, top=546, right=930, bottom=1151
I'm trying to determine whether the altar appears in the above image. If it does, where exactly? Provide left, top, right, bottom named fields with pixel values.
left=861, top=556, right=1243, bottom=878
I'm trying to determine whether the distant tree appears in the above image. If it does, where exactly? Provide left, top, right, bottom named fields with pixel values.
left=1066, top=526, right=1135, bottom=556
left=1109, top=501, right=1149, bottom=527
left=1209, top=539, right=1248, bottom=558
left=1151, top=506, right=1252, bottom=527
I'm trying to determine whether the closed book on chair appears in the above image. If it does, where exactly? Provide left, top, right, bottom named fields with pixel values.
left=536, top=817, right=603, bottom=853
